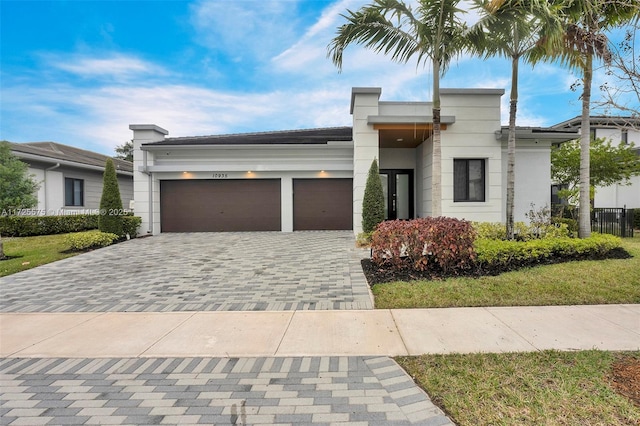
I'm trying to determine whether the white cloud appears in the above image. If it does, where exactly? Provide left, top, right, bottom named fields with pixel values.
left=46, top=54, right=162, bottom=79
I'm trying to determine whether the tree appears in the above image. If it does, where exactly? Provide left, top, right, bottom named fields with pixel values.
left=597, top=19, right=640, bottom=121
left=551, top=137, right=640, bottom=206
left=114, top=140, right=133, bottom=162
left=0, top=141, right=39, bottom=259
left=328, top=0, right=467, bottom=217
left=468, top=0, right=564, bottom=239
left=545, top=0, right=638, bottom=237
left=362, top=158, right=385, bottom=233
left=98, top=158, right=124, bottom=236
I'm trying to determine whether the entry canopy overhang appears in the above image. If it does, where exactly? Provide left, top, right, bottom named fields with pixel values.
left=369, top=115, right=456, bottom=148
left=495, top=126, right=579, bottom=142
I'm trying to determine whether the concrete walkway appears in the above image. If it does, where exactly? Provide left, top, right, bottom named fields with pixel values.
left=2, top=305, right=638, bottom=358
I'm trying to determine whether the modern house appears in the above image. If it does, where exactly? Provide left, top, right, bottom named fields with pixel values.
left=130, top=87, right=578, bottom=235
left=9, top=142, right=134, bottom=215
left=552, top=116, right=640, bottom=209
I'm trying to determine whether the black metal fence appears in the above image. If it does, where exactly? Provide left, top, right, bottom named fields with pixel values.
left=591, top=207, right=635, bottom=238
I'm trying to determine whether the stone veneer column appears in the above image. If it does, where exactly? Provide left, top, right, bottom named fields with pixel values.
left=129, top=124, right=168, bottom=235
left=351, top=88, right=381, bottom=235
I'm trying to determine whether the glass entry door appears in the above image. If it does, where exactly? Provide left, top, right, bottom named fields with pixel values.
left=379, top=169, right=414, bottom=220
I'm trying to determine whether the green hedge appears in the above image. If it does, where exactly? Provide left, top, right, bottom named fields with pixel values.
left=475, top=233, right=621, bottom=268
left=0, top=214, right=142, bottom=237
left=66, top=230, right=119, bottom=251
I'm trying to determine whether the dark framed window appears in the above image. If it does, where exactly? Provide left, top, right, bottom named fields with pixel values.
left=65, top=178, right=84, bottom=206
left=454, top=159, right=485, bottom=202
left=621, top=130, right=628, bottom=145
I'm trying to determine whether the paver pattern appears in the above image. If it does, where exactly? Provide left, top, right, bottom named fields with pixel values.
left=0, top=232, right=372, bottom=313
left=0, top=356, right=452, bottom=425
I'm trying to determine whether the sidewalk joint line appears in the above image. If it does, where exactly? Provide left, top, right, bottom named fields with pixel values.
left=273, top=310, right=296, bottom=356
left=137, top=311, right=198, bottom=357
left=389, top=309, right=411, bottom=356
left=483, top=307, right=541, bottom=352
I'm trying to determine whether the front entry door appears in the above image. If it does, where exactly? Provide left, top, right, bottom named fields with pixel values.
left=379, top=169, right=414, bottom=220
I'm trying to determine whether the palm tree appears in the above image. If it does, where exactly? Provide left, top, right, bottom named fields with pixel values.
left=545, top=0, right=638, bottom=238
left=328, top=0, right=467, bottom=217
left=467, top=0, right=564, bottom=239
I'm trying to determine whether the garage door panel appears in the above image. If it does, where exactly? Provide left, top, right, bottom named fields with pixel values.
left=160, top=179, right=281, bottom=232
left=293, top=179, right=352, bottom=231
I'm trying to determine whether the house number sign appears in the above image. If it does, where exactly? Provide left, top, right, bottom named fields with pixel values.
left=212, top=173, right=228, bottom=178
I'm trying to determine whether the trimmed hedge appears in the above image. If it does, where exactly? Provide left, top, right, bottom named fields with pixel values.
left=0, top=214, right=99, bottom=237
left=0, top=214, right=142, bottom=238
left=66, top=230, right=119, bottom=251
left=473, top=221, right=570, bottom=241
left=475, top=233, right=622, bottom=271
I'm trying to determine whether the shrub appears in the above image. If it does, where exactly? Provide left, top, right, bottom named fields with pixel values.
left=0, top=214, right=99, bottom=237
left=65, top=230, right=119, bottom=251
left=362, top=158, right=385, bottom=233
left=475, top=233, right=621, bottom=270
left=98, top=158, right=124, bottom=236
left=371, top=217, right=476, bottom=272
left=473, top=221, right=570, bottom=241
left=122, top=215, right=142, bottom=237
left=551, top=217, right=578, bottom=237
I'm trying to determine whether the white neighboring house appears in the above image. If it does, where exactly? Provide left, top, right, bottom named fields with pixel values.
left=130, top=87, right=578, bottom=236
left=552, top=116, right=640, bottom=209
left=8, top=142, right=134, bottom=215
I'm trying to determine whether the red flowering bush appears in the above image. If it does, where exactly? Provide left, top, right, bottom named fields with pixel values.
left=370, top=217, right=476, bottom=273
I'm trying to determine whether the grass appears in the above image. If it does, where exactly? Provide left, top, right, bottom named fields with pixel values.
left=373, top=235, right=640, bottom=309
left=0, top=233, right=84, bottom=277
left=396, top=350, right=640, bottom=426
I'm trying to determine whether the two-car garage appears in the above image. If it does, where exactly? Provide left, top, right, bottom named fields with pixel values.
left=160, top=178, right=353, bottom=232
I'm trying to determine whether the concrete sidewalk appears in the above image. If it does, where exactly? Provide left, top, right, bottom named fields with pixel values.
left=2, top=305, right=638, bottom=358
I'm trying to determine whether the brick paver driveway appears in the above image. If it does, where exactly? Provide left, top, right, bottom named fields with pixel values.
left=0, top=232, right=372, bottom=313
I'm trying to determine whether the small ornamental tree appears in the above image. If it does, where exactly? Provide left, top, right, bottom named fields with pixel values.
left=1, top=141, right=39, bottom=259
left=362, top=158, right=385, bottom=233
left=98, top=158, right=124, bottom=236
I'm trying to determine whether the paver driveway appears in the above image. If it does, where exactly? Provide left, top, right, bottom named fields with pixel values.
left=0, top=232, right=373, bottom=313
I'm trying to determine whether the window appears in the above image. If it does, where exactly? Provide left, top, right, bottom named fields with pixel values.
left=65, top=178, right=84, bottom=206
left=454, top=159, right=485, bottom=202
left=621, top=130, right=628, bottom=145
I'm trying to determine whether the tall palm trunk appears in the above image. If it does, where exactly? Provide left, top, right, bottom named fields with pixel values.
left=432, top=58, right=442, bottom=217
left=506, top=53, right=518, bottom=240
left=579, top=52, right=592, bottom=238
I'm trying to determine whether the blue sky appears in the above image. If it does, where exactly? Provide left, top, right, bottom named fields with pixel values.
left=0, top=0, right=633, bottom=156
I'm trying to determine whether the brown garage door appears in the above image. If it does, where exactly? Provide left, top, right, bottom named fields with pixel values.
left=293, top=179, right=353, bottom=231
left=160, top=179, right=281, bottom=232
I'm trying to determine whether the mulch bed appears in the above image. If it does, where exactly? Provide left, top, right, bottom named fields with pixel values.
left=361, top=248, right=631, bottom=286
left=610, top=355, right=640, bottom=407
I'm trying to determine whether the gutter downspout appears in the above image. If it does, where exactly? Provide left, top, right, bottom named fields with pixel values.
left=44, top=163, right=61, bottom=212
left=142, top=150, right=153, bottom=235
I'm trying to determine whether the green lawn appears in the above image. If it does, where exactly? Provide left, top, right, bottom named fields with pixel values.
left=397, top=350, right=640, bottom=426
left=0, top=233, right=84, bottom=277
left=373, top=235, right=640, bottom=308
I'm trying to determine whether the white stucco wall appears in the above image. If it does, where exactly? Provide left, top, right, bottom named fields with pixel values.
left=439, top=89, right=504, bottom=222
left=351, top=88, right=381, bottom=235
left=501, top=142, right=553, bottom=223
left=593, top=126, right=640, bottom=209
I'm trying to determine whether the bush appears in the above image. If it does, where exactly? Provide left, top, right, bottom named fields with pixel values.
left=475, top=233, right=622, bottom=271
left=0, top=214, right=99, bottom=237
left=371, top=217, right=476, bottom=272
left=98, top=158, right=124, bottom=236
left=65, top=230, right=119, bottom=251
left=551, top=217, right=578, bottom=237
left=473, top=221, right=570, bottom=241
left=122, top=215, right=142, bottom=237
left=362, top=159, right=385, bottom=233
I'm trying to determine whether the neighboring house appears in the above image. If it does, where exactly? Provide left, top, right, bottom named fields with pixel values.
left=8, top=142, right=133, bottom=215
left=552, top=116, right=640, bottom=209
left=130, top=87, right=578, bottom=235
